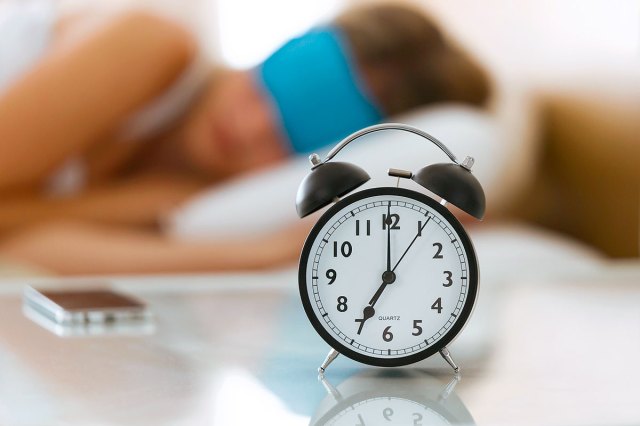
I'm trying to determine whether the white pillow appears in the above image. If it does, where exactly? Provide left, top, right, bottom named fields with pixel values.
left=165, top=104, right=519, bottom=240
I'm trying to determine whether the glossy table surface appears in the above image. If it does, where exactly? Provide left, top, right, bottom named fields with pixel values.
left=0, top=264, right=639, bottom=426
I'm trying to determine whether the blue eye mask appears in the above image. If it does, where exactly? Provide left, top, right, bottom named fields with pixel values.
left=256, top=27, right=384, bottom=154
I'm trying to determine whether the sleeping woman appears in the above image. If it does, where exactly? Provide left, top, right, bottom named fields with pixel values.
left=0, top=2, right=491, bottom=275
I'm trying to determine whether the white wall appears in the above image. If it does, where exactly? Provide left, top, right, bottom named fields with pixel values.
left=411, top=0, right=640, bottom=84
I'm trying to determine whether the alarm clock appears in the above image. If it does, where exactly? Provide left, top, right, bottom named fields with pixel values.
left=295, top=123, right=485, bottom=374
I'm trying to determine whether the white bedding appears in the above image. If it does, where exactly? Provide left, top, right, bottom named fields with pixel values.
left=165, top=104, right=532, bottom=240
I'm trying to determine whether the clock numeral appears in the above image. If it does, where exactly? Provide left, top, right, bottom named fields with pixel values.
left=413, top=413, right=423, bottom=426
left=326, top=269, right=337, bottom=285
left=412, top=320, right=423, bottom=336
left=333, top=241, right=352, bottom=258
left=383, top=407, right=394, bottom=421
left=442, top=270, right=453, bottom=287
left=356, top=414, right=366, bottom=426
left=382, top=213, right=400, bottom=230
left=431, top=297, right=443, bottom=314
left=418, top=221, right=423, bottom=236
left=382, top=326, right=394, bottom=342
left=356, top=219, right=371, bottom=236
left=337, top=296, right=348, bottom=312
left=432, top=242, right=443, bottom=259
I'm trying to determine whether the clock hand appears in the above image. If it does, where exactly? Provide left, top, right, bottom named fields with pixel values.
left=392, top=216, right=431, bottom=272
left=355, top=215, right=431, bottom=335
left=355, top=305, right=375, bottom=335
left=386, top=202, right=392, bottom=272
left=355, top=205, right=396, bottom=335
left=355, top=270, right=396, bottom=334
left=368, top=271, right=396, bottom=307
left=375, top=202, right=395, bottom=308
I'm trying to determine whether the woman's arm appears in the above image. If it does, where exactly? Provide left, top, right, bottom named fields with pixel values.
left=0, top=219, right=313, bottom=275
left=0, top=174, right=204, bottom=233
left=0, top=10, right=194, bottom=193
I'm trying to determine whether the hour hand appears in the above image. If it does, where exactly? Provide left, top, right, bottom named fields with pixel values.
left=355, top=271, right=396, bottom=334
left=355, top=305, right=375, bottom=335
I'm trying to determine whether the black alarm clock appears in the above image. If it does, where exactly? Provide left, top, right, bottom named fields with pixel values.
left=295, top=123, right=485, bottom=374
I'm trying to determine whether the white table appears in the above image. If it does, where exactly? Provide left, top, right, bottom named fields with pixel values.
left=0, top=264, right=639, bottom=425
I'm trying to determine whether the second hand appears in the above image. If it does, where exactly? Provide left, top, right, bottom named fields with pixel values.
left=354, top=212, right=432, bottom=335
left=392, top=216, right=431, bottom=272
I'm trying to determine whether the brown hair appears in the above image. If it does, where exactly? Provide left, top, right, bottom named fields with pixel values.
left=335, top=3, right=492, bottom=116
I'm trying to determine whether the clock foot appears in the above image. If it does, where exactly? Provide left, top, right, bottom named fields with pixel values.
left=318, top=348, right=340, bottom=375
left=438, top=373, right=461, bottom=402
left=439, top=346, right=460, bottom=374
left=318, top=374, right=343, bottom=401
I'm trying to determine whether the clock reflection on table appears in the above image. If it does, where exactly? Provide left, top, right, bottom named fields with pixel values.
left=310, top=370, right=474, bottom=426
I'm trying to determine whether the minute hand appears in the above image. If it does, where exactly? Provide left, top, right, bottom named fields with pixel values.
left=392, top=216, right=431, bottom=272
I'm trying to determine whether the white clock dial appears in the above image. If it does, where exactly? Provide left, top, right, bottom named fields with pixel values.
left=299, top=187, right=478, bottom=367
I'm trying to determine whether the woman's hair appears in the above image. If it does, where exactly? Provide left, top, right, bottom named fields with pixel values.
left=335, top=3, right=492, bottom=116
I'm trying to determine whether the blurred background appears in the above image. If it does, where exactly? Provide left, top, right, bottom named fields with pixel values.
left=204, top=0, right=640, bottom=258
left=0, top=2, right=638, bottom=423
left=66, top=0, right=640, bottom=258
left=0, top=0, right=638, bottom=276
left=212, top=0, right=640, bottom=258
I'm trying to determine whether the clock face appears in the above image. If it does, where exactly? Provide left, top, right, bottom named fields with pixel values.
left=299, top=187, right=478, bottom=367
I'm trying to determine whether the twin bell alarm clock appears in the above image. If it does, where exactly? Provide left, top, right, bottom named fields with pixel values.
left=295, top=123, right=485, bottom=374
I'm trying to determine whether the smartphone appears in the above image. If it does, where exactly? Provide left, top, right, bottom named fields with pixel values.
left=23, top=285, right=149, bottom=326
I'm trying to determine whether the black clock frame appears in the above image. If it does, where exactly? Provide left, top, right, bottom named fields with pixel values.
left=298, top=186, right=479, bottom=367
